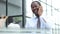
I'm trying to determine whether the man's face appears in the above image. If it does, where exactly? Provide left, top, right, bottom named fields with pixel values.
left=31, top=2, right=43, bottom=17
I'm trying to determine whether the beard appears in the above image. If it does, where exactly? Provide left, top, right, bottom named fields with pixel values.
left=33, top=9, right=39, bottom=17
left=34, top=12, right=39, bottom=17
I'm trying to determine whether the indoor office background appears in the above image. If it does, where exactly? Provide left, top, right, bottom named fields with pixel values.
left=0, top=0, right=60, bottom=34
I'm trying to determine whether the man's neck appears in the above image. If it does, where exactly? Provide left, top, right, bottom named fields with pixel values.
left=36, top=15, right=40, bottom=18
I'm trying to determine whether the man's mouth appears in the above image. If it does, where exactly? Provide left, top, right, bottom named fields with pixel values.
left=33, top=9, right=38, bottom=14
left=33, top=9, right=39, bottom=17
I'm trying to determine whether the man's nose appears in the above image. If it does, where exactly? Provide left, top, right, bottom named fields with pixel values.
left=33, top=7, right=36, bottom=10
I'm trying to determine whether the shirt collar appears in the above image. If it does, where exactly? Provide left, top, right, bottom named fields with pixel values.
left=35, top=16, right=42, bottom=19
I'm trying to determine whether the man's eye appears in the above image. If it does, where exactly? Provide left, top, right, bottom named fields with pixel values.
left=32, top=7, right=34, bottom=8
left=35, top=6, right=37, bottom=7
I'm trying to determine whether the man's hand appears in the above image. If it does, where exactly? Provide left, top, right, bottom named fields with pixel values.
left=38, top=6, right=43, bottom=16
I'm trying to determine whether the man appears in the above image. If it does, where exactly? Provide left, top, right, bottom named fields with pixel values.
left=25, top=1, right=52, bottom=29
left=25, top=1, right=53, bottom=34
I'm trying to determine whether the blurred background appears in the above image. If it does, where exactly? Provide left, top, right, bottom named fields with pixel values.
left=0, top=0, right=60, bottom=34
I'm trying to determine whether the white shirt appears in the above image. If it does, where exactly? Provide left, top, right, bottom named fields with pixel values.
left=25, top=16, right=53, bottom=34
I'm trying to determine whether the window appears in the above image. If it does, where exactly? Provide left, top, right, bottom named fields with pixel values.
left=6, top=0, right=23, bottom=28
left=0, top=0, right=24, bottom=28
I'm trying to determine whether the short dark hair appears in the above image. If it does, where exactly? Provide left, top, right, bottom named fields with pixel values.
left=31, top=1, right=41, bottom=6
